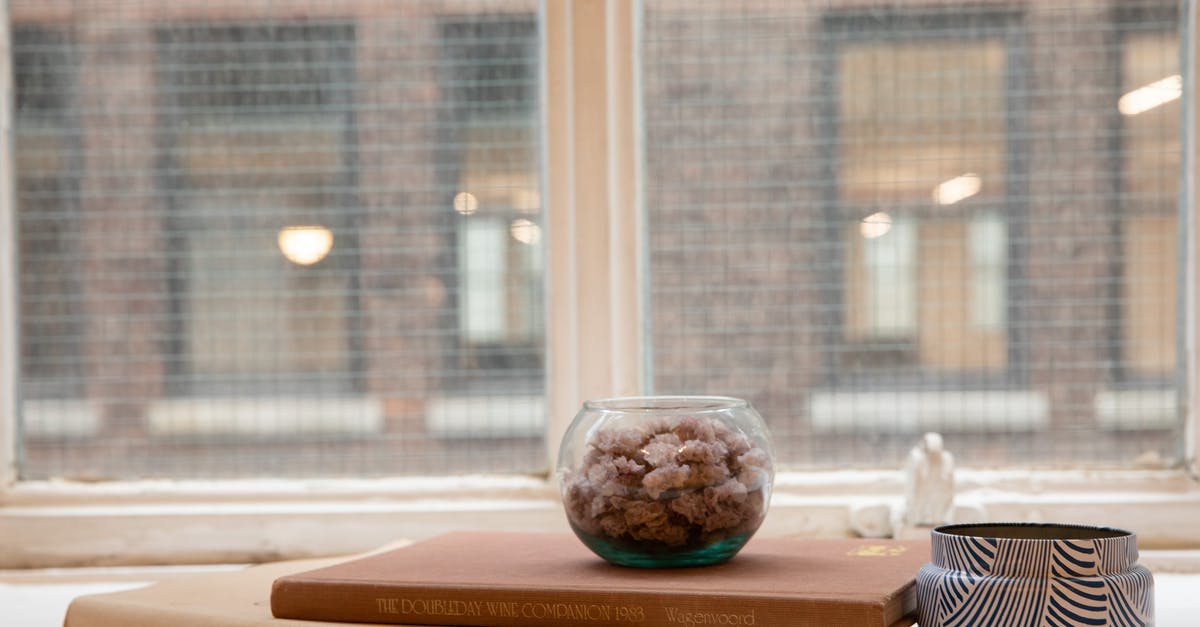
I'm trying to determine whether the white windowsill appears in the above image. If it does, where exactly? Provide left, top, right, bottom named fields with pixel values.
left=2, top=469, right=1197, bottom=569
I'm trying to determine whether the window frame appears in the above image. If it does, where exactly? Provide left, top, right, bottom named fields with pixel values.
left=1, top=0, right=1199, bottom=568
left=1, top=0, right=17, bottom=494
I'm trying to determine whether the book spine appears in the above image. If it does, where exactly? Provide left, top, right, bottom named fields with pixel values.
left=270, top=580, right=893, bottom=627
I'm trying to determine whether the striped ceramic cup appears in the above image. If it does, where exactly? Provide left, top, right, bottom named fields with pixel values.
left=917, top=522, right=1154, bottom=626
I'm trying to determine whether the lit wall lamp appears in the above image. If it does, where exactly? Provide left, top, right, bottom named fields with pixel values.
left=860, top=211, right=893, bottom=239
left=278, top=225, right=334, bottom=266
left=510, top=218, right=541, bottom=245
left=454, top=191, right=479, bottom=215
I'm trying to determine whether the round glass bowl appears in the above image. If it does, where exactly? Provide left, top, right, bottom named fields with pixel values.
left=556, top=396, right=774, bottom=568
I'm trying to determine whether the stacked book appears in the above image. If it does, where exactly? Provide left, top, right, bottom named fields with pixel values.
left=67, top=532, right=928, bottom=627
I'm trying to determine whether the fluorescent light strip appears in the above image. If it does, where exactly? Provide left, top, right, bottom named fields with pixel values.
left=1119, top=74, right=1182, bottom=116
left=933, top=173, right=982, bottom=206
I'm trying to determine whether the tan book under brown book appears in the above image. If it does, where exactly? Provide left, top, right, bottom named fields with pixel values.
left=270, top=531, right=928, bottom=627
left=63, top=550, right=402, bottom=627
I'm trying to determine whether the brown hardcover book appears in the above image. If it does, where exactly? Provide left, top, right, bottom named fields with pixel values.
left=270, top=531, right=928, bottom=627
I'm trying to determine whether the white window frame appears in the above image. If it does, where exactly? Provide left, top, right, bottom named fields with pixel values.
left=0, top=0, right=1198, bottom=569
left=1, top=0, right=16, bottom=493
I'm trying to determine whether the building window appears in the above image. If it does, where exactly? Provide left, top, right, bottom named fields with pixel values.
left=156, top=22, right=360, bottom=396
left=1117, top=16, right=1180, bottom=382
left=440, top=18, right=543, bottom=390
left=14, top=26, right=83, bottom=404
left=827, top=12, right=1018, bottom=380
left=1103, top=5, right=1181, bottom=431
left=643, top=3, right=1183, bottom=465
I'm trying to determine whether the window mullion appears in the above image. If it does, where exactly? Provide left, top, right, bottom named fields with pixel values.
left=1, top=0, right=19, bottom=490
left=1188, top=0, right=1199, bottom=479
left=543, top=0, right=643, bottom=466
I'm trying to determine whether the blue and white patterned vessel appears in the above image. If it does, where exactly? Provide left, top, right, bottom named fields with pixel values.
left=917, top=523, right=1154, bottom=627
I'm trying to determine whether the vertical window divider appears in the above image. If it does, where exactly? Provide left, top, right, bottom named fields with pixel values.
left=1187, top=0, right=1200, bottom=479
left=543, top=0, right=643, bottom=468
left=0, top=0, right=19, bottom=489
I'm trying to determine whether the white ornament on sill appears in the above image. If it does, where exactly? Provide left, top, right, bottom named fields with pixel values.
left=850, top=502, right=895, bottom=539
left=902, top=432, right=955, bottom=527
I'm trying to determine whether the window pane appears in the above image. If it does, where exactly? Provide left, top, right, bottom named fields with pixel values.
left=14, top=1, right=544, bottom=479
left=643, top=1, right=1184, bottom=466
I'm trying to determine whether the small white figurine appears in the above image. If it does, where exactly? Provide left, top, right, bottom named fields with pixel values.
left=902, top=432, right=955, bottom=527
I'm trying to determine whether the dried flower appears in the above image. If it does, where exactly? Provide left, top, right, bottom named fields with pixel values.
left=562, top=414, right=771, bottom=548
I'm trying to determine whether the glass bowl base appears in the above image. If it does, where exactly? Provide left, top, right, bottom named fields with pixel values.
left=570, top=525, right=751, bottom=568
